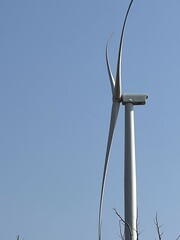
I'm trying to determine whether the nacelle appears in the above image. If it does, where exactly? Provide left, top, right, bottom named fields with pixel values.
left=122, top=93, right=148, bottom=105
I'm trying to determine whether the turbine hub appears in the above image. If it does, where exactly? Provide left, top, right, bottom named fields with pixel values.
left=112, top=96, right=121, bottom=103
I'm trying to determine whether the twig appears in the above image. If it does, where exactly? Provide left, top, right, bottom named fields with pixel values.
left=118, top=219, right=124, bottom=240
left=155, top=213, right=164, bottom=240
left=136, top=208, right=139, bottom=240
left=113, top=208, right=133, bottom=236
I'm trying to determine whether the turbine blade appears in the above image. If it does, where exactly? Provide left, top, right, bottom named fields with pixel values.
left=106, top=34, right=115, bottom=94
left=114, top=0, right=134, bottom=99
left=98, top=101, right=120, bottom=240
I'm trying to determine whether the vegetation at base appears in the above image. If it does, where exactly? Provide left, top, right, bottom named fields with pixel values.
left=114, top=209, right=180, bottom=240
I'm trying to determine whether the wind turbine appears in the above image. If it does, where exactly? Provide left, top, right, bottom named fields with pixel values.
left=98, top=1, right=148, bottom=240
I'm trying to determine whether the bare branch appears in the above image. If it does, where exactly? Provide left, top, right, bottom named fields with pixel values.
left=113, top=208, right=133, bottom=236
left=155, top=213, right=164, bottom=240
left=118, top=220, right=124, bottom=240
left=136, top=208, right=139, bottom=240
left=114, top=208, right=141, bottom=240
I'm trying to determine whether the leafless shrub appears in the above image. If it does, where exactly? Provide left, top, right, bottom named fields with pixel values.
left=114, top=210, right=179, bottom=240
left=155, top=213, right=164, bottom=240
left=113, top=208, right=139, bottom=240
left=155, top=213, right=180, bottom=240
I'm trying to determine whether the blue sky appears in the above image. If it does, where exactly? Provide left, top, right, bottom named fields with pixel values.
left=1, top=0, right=180, bottom=239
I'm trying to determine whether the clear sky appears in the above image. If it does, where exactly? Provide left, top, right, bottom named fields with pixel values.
left=1, top=0, right=180, bottom=239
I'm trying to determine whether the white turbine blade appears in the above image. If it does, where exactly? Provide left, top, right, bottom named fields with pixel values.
left=98, top=101, right=120, bottom=240
left=114, top=0, right=134, bottom=99
left=106, top=34, right=115, bottom=94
